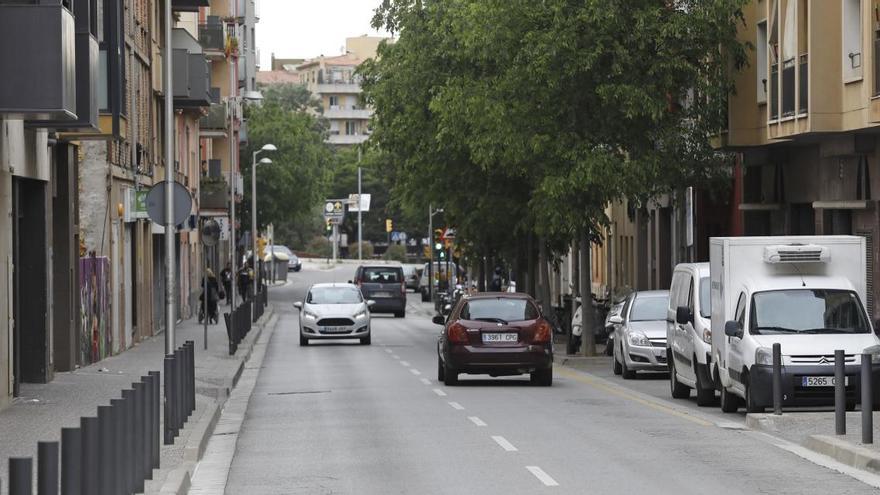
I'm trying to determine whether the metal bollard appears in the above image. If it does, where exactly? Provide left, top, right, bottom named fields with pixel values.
left=80, top=417, right=99, bottom=495
left=835, top=349, right=846, bottom=435
left=772, top=343, right=782, bottom=415
left=173, top=349, right=183, bottom=431
left=109, top=398, right=125, bottom=495
left=38, top=441, right=59, bottom=495
left=141, top=377, right=154, bottom=479
left=133, top=382, right=146, bottom=492
left=9, top=457, right=32, bottom=495
left=148, top=371, right=161, bottom=467
left=97, top=405, right=114, bottom=495
left=164, top=356, right=175, bottom=445
left=121, top=389, right=136, bottom=494
left=61, top=427, right=81, bottom=495
left=862, top=353, right=873, bottom=444
left=180, top=345, right=190, bottom=420
left=187, top=341, right=196, bottom=416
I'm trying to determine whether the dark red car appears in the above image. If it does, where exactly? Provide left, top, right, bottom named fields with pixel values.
left=435, top=293, right=553, bottom=386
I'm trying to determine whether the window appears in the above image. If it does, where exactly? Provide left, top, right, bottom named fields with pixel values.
left=460, top=298, right=539, bottom=323
left=749, top=289, right=869, bottom=334
left=307, top=287, right=363, bottom=305
left=843, top=0, right=863, bottom=81
left=329, top=95, right=339, bottom=108
left=361, top=268, right=401, bottom=283
left=757, top=20, right=769, bottom=103
left=629, top=295, right=670, bottom=322
left=698, top=277, right=711, bottom=319
left=734, top=292, right=746, bottom=329
left=345, top=121, right=357, bottom=135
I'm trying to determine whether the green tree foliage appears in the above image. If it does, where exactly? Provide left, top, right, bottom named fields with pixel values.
left=383, top=244, right=408, bottom=262
left=258, top=83, right=323, bottom=114
left=362, top=0, right=747, bottom=255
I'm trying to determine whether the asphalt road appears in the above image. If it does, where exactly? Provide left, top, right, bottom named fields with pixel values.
left=217, top=262, right=878, bottom=494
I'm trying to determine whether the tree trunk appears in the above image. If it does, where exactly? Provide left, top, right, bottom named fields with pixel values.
left=526, top=233, right=536, bottom=297
left=538, top=238, right=552, bottom=310
left=580, top=231, right=596, bottom=356
left=478, top=254, right=486, bottom=292
left=571, top=239, right=580, bottom=301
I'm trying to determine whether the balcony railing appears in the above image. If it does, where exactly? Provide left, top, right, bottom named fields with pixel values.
left=770, top=63, right=779, bottom=120
left=200, top=177, right=228, bottom=210
left=782, top=58, right=795, bottom=118
left=198, top=23, right=224, bottom=52
left=798, top=54, right=808, bottom=115
left=200, top=102, right=227, bottom=131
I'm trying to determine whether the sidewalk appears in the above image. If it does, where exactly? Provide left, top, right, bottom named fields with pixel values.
left=0, top=301, right=276, bottom=495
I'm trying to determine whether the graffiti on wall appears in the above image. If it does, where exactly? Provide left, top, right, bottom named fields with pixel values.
left=80, top=256, right=111, bottom=365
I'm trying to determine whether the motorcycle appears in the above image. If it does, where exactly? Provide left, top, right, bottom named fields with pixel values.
left=566, top=294, right=612, bottom=355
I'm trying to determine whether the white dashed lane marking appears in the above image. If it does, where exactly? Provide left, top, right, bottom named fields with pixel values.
left=391, top=355, right=400, bottom=360
left=468, top=416, right=486, bottom=427
left=409, top=369, right=421, bottom=376
left=400, top=361, right=411, bottom=367
left=419, top=378, right=431, bottom=385
left=491, top=436, right=518, bottom=452
left=432, top=388, right=448, bottom=397
left=448, top=401, right=464, bottom=410
left=526, top=466, right=559, bottom=487
left=385, top=349, right=392, bottom=354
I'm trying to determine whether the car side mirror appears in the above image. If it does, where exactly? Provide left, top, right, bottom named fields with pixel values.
left=293, top=302, right=303, bottom=310
left=724, top=320, right=742, bottom=338
left=676, top=306, right=693, bottom=325
left=441, top=304, right=452, bottom=316
left=609, top=315, right=623, bottom=325
left=366, top=300, right=376, bottom=307
left=432, top=315, right=445, bottom=325
left=348, top=280, right=353, bottom=284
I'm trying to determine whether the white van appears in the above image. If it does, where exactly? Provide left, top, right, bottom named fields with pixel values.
left=667, top=263, right=716, bottom=406
left=711, top=236, right=880, bottom=413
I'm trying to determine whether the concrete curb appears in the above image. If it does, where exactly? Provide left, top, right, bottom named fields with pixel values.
left=804, top=435, right=880, bottom=475
left=152, top=303, right=277, bottom=495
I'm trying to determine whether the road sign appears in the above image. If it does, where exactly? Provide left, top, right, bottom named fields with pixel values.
left=201, top=219, right=220, bottom=247
left=348, top=193, right=371, bottom=212
left=145, top=181, right=193, bottom=226
left=323, top=200, right=345, bottom=221
left=391, top=231, right=401, bottom=242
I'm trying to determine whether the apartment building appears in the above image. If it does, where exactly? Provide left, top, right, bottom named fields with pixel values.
left=724, top=0, right=880, bottom=317
left=298, top=36, right=388, bottom=146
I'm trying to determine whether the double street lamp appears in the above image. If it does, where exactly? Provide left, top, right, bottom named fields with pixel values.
left=252, top=144, right=276, bottom=286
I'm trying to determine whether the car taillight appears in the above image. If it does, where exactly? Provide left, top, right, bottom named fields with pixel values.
left=448, top=322, right=469, bottom=344
left=401, top=282, right=406, bottom=294
left=533, top=320, right=552, bottom=344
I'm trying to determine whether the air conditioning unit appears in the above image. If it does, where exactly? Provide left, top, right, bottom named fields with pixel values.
left=763, top=244, right=830, bottom=264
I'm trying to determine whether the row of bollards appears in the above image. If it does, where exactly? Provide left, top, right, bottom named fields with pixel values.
left=224, top=301, right=253, bottom=356
left=253, top=286, right=267, bottom=323
left=164, top=341, right=196, bottom=445
left=829, top=349, right=874, bottom=443
left=6, top=372, right=161, bottom=495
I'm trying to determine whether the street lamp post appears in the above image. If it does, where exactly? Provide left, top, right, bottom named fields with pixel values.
left=428, top=205, right=444, bottom=303
left=251, top=144, right=276, bottom=286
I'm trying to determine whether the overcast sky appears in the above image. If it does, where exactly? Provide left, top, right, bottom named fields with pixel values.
left=257, top=0, right=390, bottom=68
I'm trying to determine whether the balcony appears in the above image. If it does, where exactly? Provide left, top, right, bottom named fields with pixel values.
left=314, top=83, right=362, bottom=95
left=172, top=0, right=209, bottom=12
left=324, top=107, right=372, bottom=120
left=798, top=54, right=808, bottom=115
left=200, top=102, right=228, bottom=134
left=0, top=1, right=76, bottom=121
left=326, top=133, right=369, bottom=145
left=172, top=29, right=211, bottom=108
left=770, top=63, right=778, bottom=121
left=781, top=58, right=795, bottom=118
left=199, top=176, right=228, bottom=211
left=198, top=22, right=225, bottom=58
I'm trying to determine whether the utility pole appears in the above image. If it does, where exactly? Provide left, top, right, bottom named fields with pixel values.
left=357, top=148, right=362, bottom=261
left=163, top=0, right=175, bottom=355
left=228, top=21, right=238, bottom=310
left=332, top=223, right=338, bottom=263
left=428, top=204, right=433, bottom=303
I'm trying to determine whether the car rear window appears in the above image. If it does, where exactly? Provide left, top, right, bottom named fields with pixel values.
left=460, top=298, right=539, bottom=322
left=361, top=267, right=402, bottom=283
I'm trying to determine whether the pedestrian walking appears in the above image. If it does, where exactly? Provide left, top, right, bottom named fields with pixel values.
left=200, top=269, right=222, bottom=324
left=221, top=262, right=233, bottom=306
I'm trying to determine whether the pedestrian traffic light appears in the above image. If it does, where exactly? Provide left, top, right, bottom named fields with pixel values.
left=385, top=218, right=393, bottom=233
left=326, top=218, right=332, bottom=232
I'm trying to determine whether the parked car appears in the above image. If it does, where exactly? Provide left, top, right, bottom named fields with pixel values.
left=435, top=292, right=553, bottom=386
left=269, top=245, right=301, bottom=272
left=354, top=265, right=406, bottom=317
left=611, top=290, right=670, bottom=379
left=294, top=283, right=374, bottom=346
left=420, top=262, right=462, bottom=302
left=403, top=264, right=421, bottom=292
left=667, top=262, right=716, bottom=406
left=603, top=300, right=627, bottom=356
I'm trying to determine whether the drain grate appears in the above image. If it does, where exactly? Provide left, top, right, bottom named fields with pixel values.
left=267, top=390, right=331, bottom=396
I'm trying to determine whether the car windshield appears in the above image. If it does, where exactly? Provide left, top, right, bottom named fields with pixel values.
left=362, top=268, right=401, bottom=283
left=460, top=298, right=539, bottom=323
left=629, top=295, right=669, bottom=322
left=307, top=287, right=363, bottom=305
left=750, top=289, right=869, bottom=335
left=699, top=277, right=711, bottom=319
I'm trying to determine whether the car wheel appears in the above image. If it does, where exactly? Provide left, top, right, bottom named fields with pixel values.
left=612, top=346, right=623, bottom=375
left=437, top=359, right=446, bottom=381
left=567, top=335, right=580, bottom=355
left=360, top=334, right=371, bottom=345
left=695, top=365, right=715, bottom=407
left=421, top=291, right=429, bottom=302
left=531, top=367, right=553, bottom=386
left=443, top=363, right=458, bottom=386
left=669, top=358, right=690, bottom=399
left=720, top=386, right=740, bottom=413
left=604, top=337, right=614, bottom=356
left=744, top=377, right=764, bottom=413
left=299, top=334, right=308, bottom=347
left=395, top=311, right=405, bottom=318
left=621, top=354, right=636, bottom=380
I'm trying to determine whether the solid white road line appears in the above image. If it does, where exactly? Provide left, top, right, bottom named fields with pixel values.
left=491, top=436, right=518, bottom=452
left=420, top=378, right=431, bottom=385
left=432, top=388, right=448, bottom=397
left=448, top=401, right=464, bottom=410
left=526, top=466, right=559, bottom=487
left=400, top=361, right=411, bottom=367
left=409, top=369, right=422, bottom=376
left=468, top=416, right=487, bottom=427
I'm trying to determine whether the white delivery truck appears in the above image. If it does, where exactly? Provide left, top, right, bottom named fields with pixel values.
left=710, top=236, right=880, bottom=413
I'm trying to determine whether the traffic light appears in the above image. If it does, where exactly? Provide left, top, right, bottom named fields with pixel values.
left=325, top=218, right=332, bottom=232
left=385, top=218, right=393, bottom=233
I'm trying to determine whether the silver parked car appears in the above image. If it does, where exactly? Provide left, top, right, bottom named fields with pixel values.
left=294, top=283, right=374, bottom=346
left=611, top=290, right=670, bottom=379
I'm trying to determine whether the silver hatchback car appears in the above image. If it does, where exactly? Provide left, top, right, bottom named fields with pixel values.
left=295, top=283, right=374, bottom=346
left=611, top=290, right=670, bottom=379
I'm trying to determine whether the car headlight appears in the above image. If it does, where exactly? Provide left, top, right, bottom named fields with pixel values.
left=864, top=345, right=880, bottom=364
left=353, top=310, right=367, bottom=320
left=303, top=311, right=318, bottom=320
left=755, top=347, right=773, bottom=366
left=628, top=332, right=651, bottom=347
left=702, top=328, right=712, bottom=345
